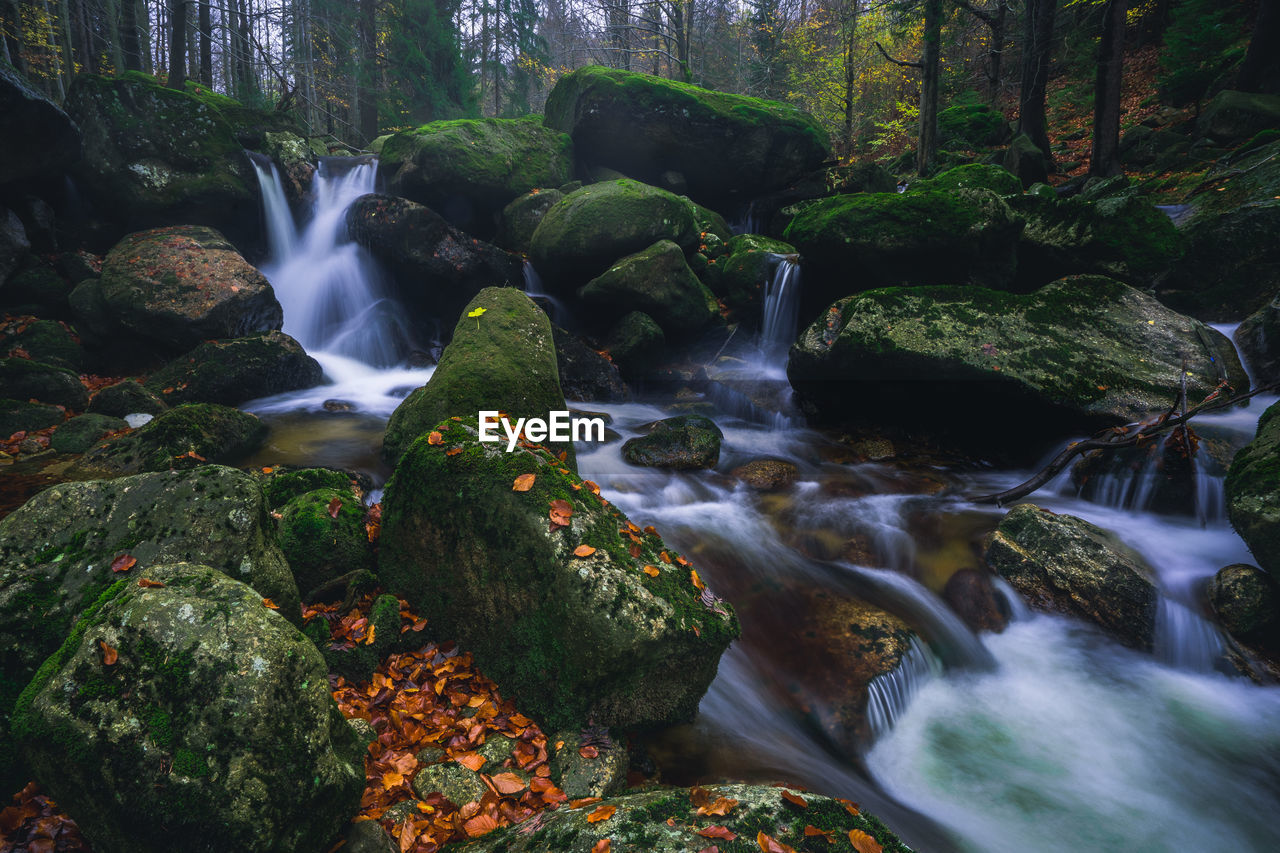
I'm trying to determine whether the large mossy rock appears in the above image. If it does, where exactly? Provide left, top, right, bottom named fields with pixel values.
left=379, top=417, right=739, bottom=731
left=0, top=357, right=88, bottom=409
left=277, top=487, right=373, bottom=598
left=788, top=276, right=1247, bottom=443
left=144, top=331, right=322, bottom=407
left=99, top=226, right=283, bottom=355
left=621, top=415, right=723, bottom=470
left=0, top=63, right=81, bottom=184
left=907, top=163, right=1022, bottom=196
left=380, top=116, right=573, bottom=233
left=937, top=100, right=1012, bottom=150
left=578, top=240, right=718, bottom=339
left=529, top=179, right=700, bottom=289
left=1197, top=90, right=1280, bottom=144
left=50, top=413, right=127, bottom=454
left=1226, top=402, right=1280, bottom=575
left=345, top=193, right=521, bottom=319
left=2, top=319, right=85, bottom=371
left=62, top=73, right=256, bottom=238
left=1002, top=132, right=1049, bottom=187
left=605, top=311, right=665, bottom=378
left=0, top=398, right=63, bottom=436
left=781, top=189, right=1022, bottom=313
left=984, top=504, right=1159, bottom=649
left=86, top=379, right=167, bottom=417
left=543, top=65, right=830, bottom=210
left=497, top=187, right=565, bottom=253
left=383, top=287, right=568, bottom=465
left=458, top=783, right=910, bottom=853
left=12, top=563, right=363, bottom=853
left=70, top=403, right=267, bottom=477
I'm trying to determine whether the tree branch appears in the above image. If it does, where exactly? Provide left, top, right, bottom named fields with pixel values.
left=875, top=41, right=922, bottom=69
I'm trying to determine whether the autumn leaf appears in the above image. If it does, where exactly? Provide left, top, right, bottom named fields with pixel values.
left=579, top=744, right=599, bottom=759
left=804, top=825, right=834, bottom=843
left=756, top=831, right=797, bottom=853
left=381, top=770, right=405, bottom=790
left=696, top=797, right=738, bottom=817
left=446, top=446, right=462, bottom=456
left=837, top=798, right=860, bottom=817
left=848, top=830, right=883, bottom=853
left=262, top=598, right=279, bottom=609
left=643, top=565, right=660, bottom=577
left=488, top=772, right=526, bottom=795
left=427, top=431, right=443, bottom=445
left=572, top=545, right=596, bottom=558
left=464, top=813, right=499, bottom=837
left=456, top=753, right=485, bottom=772
left=99, top=640, right=117, bottom=665
left=138, top=578, right=165, bottom=588
left=691, top=569, right=707, bottom=591
left=549, top=499, right=574, bottom=527
left=780, top=790, right=807, bottom=809
left=592, top=840, right=611, bottom=853
left=328, top=496, right=342, bottom=518
left=513, top=473, right=536, bottom=492
left=586, top=805, right=616, bottom=823
left=697, top=826, right=737, bottom=841
left=365, top=624, right=377, bottom=646
left=569, top=797, right=602, bottom=809
left=110, top=553, right=137, bottom=573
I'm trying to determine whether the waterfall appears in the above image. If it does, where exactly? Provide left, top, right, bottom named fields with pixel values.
left=1155, top=597, right=1226, bottom=672
left=761, top=254, right=801, bottom=352
left=865, top=637, right=940, bottom=740
left=248, top=152, right=298, bottom=262
left=521, top=259, right=568, bottom=326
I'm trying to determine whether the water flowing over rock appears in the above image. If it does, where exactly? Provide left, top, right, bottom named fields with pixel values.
left=379, top=416, right=739, bottom=731
left=0, top=63, right=81, bottom=185
left=984, top=504, right=1159, bottom=650
left=543, top=66, right=830, bottom=210
left=1226, top=401, right=1280, bottom=576
left=12, top=563, right=363, bottom=853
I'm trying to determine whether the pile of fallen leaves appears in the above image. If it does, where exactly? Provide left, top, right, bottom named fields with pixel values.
left=0, top=782, right=87, bottom=852
left=306, top=595, right=569, bottom=853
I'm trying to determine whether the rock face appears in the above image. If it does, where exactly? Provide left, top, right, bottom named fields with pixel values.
left=380, top=116, right=573, bottom=233
left=12, top=563, right=363, bottom=853
left=345, top=193, right=521, bottom=318
left=379, top=417, right=738, bottom=731
left=144, top=331, right=322, bottom=406
left=62, top=73, right=255, bottom=237
left=99, top=226, right=283, bottom=355
left=984, top=504, right=1159, bottom=649
left=578, top=241, right=719, bottom=340
left=622, top=416, right=723, bottom=470
left=1234, top=299, right=1280, bottom=384
left=0, top=63, right=81, bottom=184
left=529, top=180, right=700, bottom=288
left=70, top=403, right=267, bottom=477
left=1207, top=564, right=1280, bottom=651
left=458, top=783, right=910, bottom=853
left=781, top=188, right=1022, bottom=312
left=605, top=311, right=665, bottom=378
left=551, top=326, right=630, bottom=403
left=788, top=276, right=1248, bottom=442
left=1226, top=402, right=1280, bottom=575
left=1196, top=90, right=1280, bottom=144
left=383, top=287, right=568, bottom=464
left=543, top=66, right=830, bottom=210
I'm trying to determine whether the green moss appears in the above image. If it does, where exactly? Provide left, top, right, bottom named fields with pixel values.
left=172, top=747, right=210, bottom=777
left=277, top=488, right=372, bottom=595
left=909, top=163, right=1022, bottom=196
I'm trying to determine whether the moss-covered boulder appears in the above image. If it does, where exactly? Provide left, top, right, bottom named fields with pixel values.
left=70, top=403, right=267, bottom=477
left=383, top=287, right=568, bottom=465
left=543, top=65, right=830, bottom=210
left=277, top=487, right=373, bottom=598
left=1207, top=564, right=1280, bottom=652
left=379, top=417, right=738, bottom=730
left=262, top=466, right=363, bottom=511
left=1197, top=90, right=1280, bottom=144
left=622, top=415, right=723, bottom=470
left=529, top=180, right=700, bottom=289
left=1226, top=402, right=1280, bottom=575
left=578, top=241, right=718, bottom=339
left=86, top=379, right=168, bottom=417
left=50, top=413, right=127, bottom=454
left=0, top=398, right=63, bottom=437
left=345, top=193, right=521, bottom=319
left=144, top=331, right=322, bottom=407
left=781, top=189, right=1022, bottom=312
left=711, top=234, right=796, bottom=320
left=98, top=226, right=282, bottom=355
left=458, top=783, right=910, bottom=853
left=788, top=276, right=1248, bottom=443
left=380, top=116, right=573, bottom=234
left=0, top=357, right=88, bottom=409
left=3, top=260, right=73, bottom=316
left=1009, top=191, right=1185, bottom=289
left=605, top=311, right=665, bottom=378
left=0, top=61, right=81, bottom=184
left=1233, top=298, right=1280, bottom=384
left=908, top=163, right=1022, bottom=196
left=983, top=504, right=1159, bottom=649
left=1002, top=133, right=1049, bottom=188
left=12, top=562, right=363, bottom=853
left=62, top=73, right=256, bottom=239
left=549, top=729, right=628, bottom=800
left=497, top=187, right=565, bottom=253
left=938, top=100, right=1012, bottom=150
left=260, top=131, right=317, bottom=208
left=2, top=319, right=84, bottom=371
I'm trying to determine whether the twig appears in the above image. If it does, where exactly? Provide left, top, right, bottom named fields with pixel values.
left=874, top=42, right=923, bottom=70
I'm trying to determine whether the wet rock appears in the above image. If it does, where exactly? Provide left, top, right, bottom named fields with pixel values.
left=622, top=415, right=723, bottom=470
left=0, top=399, right=63, bottom=437
left=712, top=234, right=795, bottom=320
left=277, top=487, right=374, bottom=599
left=260, top=131, right=317, bottom=208
left=99, top=226, right=283, bottom=355
left=549, top=729, right=628, bottom=799
left=1207, top=564, right=1280, bottom=651
left=983, top=503, right=1159, bottom=650
left=0, top=358, right=88, bottom=410
left=70, top=403, right=267, bottom=477
left=0, top=62, right=81, bottom=185
left=49, top=413, right=127, bottom=454
left=552, top=326, right=630, bottom=403
left=379, top=417, right=738, bottom=731
left=578, top=241, right=719, bottom=340
left=1226, top=402, right=1280, bottom=575
left=943, top=569, right=1008, bottom=633
left=1233, top=297, right=1280, bottom=384
left=86, top=379, right=168, bottom=418
left=544, top=65, right=830, bottom=211
left=143, top=331, right=322, bottom=407
left=12, top=563, right=362, bottom=853
left=497, top=188, right=565, bottom=253
left=604, top=311, right=665, bottom=379
left=730, top=458, right=798, bottom=491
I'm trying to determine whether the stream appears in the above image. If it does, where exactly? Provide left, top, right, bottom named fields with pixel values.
left=245, top=157, right=1280, bottom=852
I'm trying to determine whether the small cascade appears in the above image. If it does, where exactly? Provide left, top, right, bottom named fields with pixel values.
left=728, top=201, right=763, bottom=235
left=866, top=637, right=940, bottom=739
left=1155, top=597, right=1226, bottom=672
left=521, top=260, right=569, bottom=326
left=248, top=152, right=298, bottom=262
left=991, top=576, right=1033, bottom=622
left=760, top=254, right=801, bottom=354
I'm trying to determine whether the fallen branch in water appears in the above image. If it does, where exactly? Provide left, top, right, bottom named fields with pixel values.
left=972, top=378, right=1278, bottom=506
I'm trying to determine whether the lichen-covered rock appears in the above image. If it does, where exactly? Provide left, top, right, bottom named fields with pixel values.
left=260, top=131, right=317, bottom=208
left=730, top=458, right=798, bottom=491
left=781, top=188, right=1022, bottom=312
left=457, top=783, right=911, bottom=853
left=277, top=487, right=373, bottom=598
left=98, top=226, right=282, bottom=354
left=0, top=398, right=63, bottom=436
left=1197, top=90, right=1280, bottom=144
left=70, top=403, right=267, bottom=477
left=543, top=66, right=830, bottom=210
left=144, top=331, right=322, bottom=406
left=381, top=116, right=573, bottom=234
left=50, top=413, right=127, bottom=454
left=622, top=415, right=723, bottom=470
left=1226, top=402, right=1280, bottom=576
left=345, top=193, right=521, bottom=319
left=549, top=729, right=627, bottom=799
left=1234, top=298, right=1280, bottom=384
left=578, top=241, right=718, bottom=340
left=788, top=276, right=1248, bottom=441
left=714, top=234, right=795, bottom=320
left=0, top=357, right=88, bottom=410
left=497, top=188, right=565, bottom=253
left=87, top=379, right=168, bottom=417
left=1207, top=564, right=1280, bottom=650
left=529, top=180, right=699, bottom=289
left=0, top=62, right=81, bottom=184
left=11, top=563, right=363, bottom=853
left=983, top=504, right=1159, bottom=649
left=907, top=163, right=1022, bottom=196
left=383, top=288, right=569, bottom=465
left=379, top=417, right=739, bottom=730
left=605, top=311, right=665, bottom=379
left=2, top=319, right=84, bottom=371
left=62, top=73, right=255, bottom=238
left=552, top=326, right=630, bottom=403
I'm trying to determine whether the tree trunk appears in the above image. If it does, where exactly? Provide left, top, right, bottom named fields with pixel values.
left=120, top=0, right=142, bottom=70
left=168, top=0, right=188, bottom=88
left=1239, top=0, right=1280, bottom=94
left=842, top=1, right=859, bottom=151
left=1, top=0, right=22, bottom=73
left=917, top=0, right=942, bottom=176
left=356, top=0, right=378, bottom=143
left=1017, top=0, right=1057, bottom=161
left=1089, top=0, right=1126, bottom=177
left=198, top=0, right=211, bottom=86
left=988, top=0, right=1007, bottom=101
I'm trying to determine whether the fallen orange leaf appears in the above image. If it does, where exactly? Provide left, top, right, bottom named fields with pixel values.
left=586, top=805, right=616, bottom=823
left=327, top=496, right=342, bottom=519
left=488, top=772, right=525, bottom=795
left=262, top=598, right=279, bottom=609
left=513, top=473, right=536, bottom=492
left=99, top=640, right=117, bottom=665
left=691, top=570, right=705, bottom=591
left=456, top=753, right=485, bottom=772
left=757, top=831, right=797, bottom=853
left=573, top=545, right=596, bottom=558
left=591, top=840, right=611, bottom=853
left=110, top=553, right=136, bottom=573
left=137, top=578, right=165, bottom=588
left=848, top=829, right=882, bottom=853
left=427, top=431, right=443, bottom=445
left=781, top=790, right=807, bottom=809
left=643, top=565, right=660, bottom=577
left=804, top=825, right=835, bottom=843
left=697, top=825, right=737, bottom=840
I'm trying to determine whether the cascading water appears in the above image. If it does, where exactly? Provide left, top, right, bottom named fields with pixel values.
left=865, top=637, right=940, bottom=739
left=760, top=254, right=801, bottom=356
